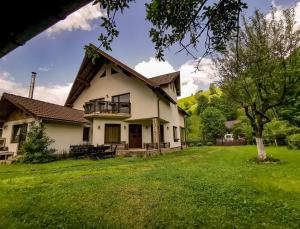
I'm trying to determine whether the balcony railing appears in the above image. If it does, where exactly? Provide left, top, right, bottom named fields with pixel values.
left=84, top=100, right=131, bottom=114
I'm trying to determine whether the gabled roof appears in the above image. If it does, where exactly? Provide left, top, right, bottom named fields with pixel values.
left=149, top=71, right=180, bottom=86
left=0, top=93, right=87, bottom=124
left=149, top=71, right=181, bottom=96
left=65, top=44, right=178, bottom=107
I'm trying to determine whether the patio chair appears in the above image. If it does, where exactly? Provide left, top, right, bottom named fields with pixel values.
left=102, top=144, right=118, bottom=158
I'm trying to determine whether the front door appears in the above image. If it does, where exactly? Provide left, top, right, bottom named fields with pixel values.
left=129, top=124, right=142, bottom=148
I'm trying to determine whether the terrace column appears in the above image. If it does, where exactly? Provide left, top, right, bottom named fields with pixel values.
left=152, top=117, right=161, bottom=152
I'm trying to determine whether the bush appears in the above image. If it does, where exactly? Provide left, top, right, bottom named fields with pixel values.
left=206, top=142, right=213, bottom=146
left=197, top=142, right=202, bottom=147
left=18, top=124, right=56, bottom=163
left=287, top=134, right=300, bottom=149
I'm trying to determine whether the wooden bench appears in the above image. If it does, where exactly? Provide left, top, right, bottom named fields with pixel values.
left=70, top=144, right=94, bottom=158
left=90, top=145, right=117, bottom=160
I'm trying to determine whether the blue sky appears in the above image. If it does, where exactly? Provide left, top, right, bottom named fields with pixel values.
left=0, top=0, right=298, bottom=104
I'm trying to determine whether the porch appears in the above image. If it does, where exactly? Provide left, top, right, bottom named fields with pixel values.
left=90, top=117, right=173, bottom=150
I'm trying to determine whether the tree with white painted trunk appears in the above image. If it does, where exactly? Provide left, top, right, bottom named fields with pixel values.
left=216, top=8, right=300, bottom=160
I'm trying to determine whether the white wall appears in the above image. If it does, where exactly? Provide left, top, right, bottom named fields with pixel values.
left=91, top=119, right=153, bottom=147
left=161, top=83, right=178, bottom=102
left=72, top=62, right=186, bottom=149
left=72, top=63, right=158, bottom=120
left=43, top=121, right=84, bottom=153
left=159, top=100, right=185, bottom=148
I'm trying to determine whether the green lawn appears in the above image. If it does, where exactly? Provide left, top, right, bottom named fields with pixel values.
left=1, top=146, right=300, bottom=228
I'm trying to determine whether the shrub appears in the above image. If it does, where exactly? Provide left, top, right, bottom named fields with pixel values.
left=206, top=142, right=213, bottom=146
left=197, top=142, right=202, bottom=147
left=287, top=134, right=300, bottom=149
left=18, top=123, right=56, bottom=163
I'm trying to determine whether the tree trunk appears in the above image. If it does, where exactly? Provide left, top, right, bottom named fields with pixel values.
left=255, top=137, right=267, bottom=161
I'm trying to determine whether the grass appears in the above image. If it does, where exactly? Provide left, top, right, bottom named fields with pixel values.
left=1, top=146, right=300, bottom=228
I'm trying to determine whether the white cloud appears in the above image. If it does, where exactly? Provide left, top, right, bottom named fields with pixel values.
left=134, top=57, right=175, bottom=77
left=0, top=72, right=72, bottom=105
left=38, top=67, right=50, bottom=72
left=46, top=3, right=105, bottom=35
left=179, top=58, right=216, bottom=98
left=134, top=57, right=216, bottom=98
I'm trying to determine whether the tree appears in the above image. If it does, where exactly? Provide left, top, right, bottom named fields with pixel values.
left=216, top=9, right=300, bottom=160
left=18, top=123, right=56, bottom=163
left=86, top=0, right=247, bottom=63
left=209, top=83, right=217, bottom=95
left=209, top=95, right=238, bottom=120
left=263, top=119, right=299, bottom=146
left=201, top=107, right=226, bottom=143
left=232, top=115, right=253, bottom=144
left=196, top=94, right=209, bottom=115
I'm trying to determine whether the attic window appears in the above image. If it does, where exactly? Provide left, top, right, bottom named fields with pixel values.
left=100, top=71, right=106, bottom=78
left=111, top=68, right=118, bottom=74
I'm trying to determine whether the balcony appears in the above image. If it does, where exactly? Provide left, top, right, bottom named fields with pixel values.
left=84, top=100, right=131, bottom=119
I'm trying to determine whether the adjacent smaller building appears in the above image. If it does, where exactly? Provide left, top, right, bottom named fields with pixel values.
left=0, top=93, right=88, bottom=155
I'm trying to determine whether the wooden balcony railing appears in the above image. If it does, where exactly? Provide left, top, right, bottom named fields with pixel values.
left=84, top=100, right=131, bottom=114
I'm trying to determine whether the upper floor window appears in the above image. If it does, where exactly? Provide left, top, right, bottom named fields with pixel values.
left=112, top=93, right=130, bottom=103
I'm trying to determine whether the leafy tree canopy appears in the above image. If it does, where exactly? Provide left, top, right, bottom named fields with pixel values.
left=216, top=8, right=300, bottom=160
left=201, top=107, right=226, bottom=143
left=86, top=0, right=247, bottom=62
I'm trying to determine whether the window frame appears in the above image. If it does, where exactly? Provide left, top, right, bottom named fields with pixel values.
left=11, top=124, right=27, bottom=143
left=82, top=127, right=90, bottom=142
left=111, top=93, right=130, bottom=103
left=173, top=126, right=178, bottom=142
left=104, top=124, right=121, bottom=144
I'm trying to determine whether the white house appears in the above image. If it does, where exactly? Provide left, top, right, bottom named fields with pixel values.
left=0, top=44, right=188, bottom=156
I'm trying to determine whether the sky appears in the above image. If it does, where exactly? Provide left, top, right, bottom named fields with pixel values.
left=0, top=0, right=299, bottom=104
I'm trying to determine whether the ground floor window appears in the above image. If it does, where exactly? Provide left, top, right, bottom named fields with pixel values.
left=11, top=124, right=27, bottom=143
left=105, top=124, right=121, bottom=143
left=173, top=126, right=178, bottom=142
left=83, top=127, right=90, bottom=142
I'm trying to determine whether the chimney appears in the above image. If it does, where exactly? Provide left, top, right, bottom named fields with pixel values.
left=28, top=72, right=36, bottom=99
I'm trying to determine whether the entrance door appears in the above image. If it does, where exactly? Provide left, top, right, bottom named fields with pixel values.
left=129, top=124, right=142, bottom=148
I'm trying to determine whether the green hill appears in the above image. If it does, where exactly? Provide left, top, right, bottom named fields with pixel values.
left=178, top=88, right=223, bottom=141
left=178, top=88, right=222, bottom=114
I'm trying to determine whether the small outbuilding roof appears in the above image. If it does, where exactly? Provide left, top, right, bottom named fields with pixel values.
left=0, top=93, right=87, bottom=124
left=224, top=120, right=240, bottom=129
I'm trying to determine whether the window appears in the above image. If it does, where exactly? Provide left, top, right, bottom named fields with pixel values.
left=173, top=126, right=178, bottom=142
left=112, top=93, right=130, bottom=113
left=105, top=124, right=121, bottom=143
left=100, top=70, right=106, bottom=78
left=11, top=124, right=27, bottom=143
left=111, top=68, right=118, bottom=74
left=112, top=93, right=130, bottom=103
left=83, top=127, right=90, bottom=142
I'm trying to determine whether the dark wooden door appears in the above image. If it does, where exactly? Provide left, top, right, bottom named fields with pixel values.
left=129, top=124, right=142, bottom=148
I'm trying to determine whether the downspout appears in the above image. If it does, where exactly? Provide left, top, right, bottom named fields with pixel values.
left=157, top=97, right=161, bottom=153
